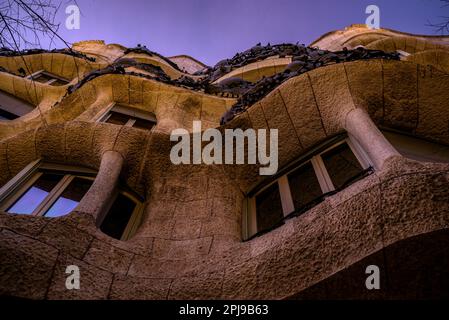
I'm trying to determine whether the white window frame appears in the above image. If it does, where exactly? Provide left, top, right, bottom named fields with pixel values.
left=242, top=135, right=373, bottom=240
left=27, top=70, right=70, bottom=86
left=97, top=103, right=157, bottom=130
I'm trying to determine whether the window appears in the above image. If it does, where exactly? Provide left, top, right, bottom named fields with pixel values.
left=243, top=136, right=372, bottom=240
left=321, top=142, right=365, bottom=190
left=255, top=183, right=284, bottom=232
left=287, top=161, right=322, bottom=210
left=0, top=90, right=35, bottom=120
left=0, top=160, right=145, bottom=241
left=27, top=70, right=70, bottom=86
left=0, top=108, right=19, bottom=120
left=0, top=161, right=95, bottom=217
left=99, top=191, right=144, bottom=241
left=99, top=104, right=156, bottom=132
left=382, top=130, right=449, bottom=164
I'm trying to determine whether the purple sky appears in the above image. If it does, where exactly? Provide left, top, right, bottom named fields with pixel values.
left=45, top=0, right=448, bottom=66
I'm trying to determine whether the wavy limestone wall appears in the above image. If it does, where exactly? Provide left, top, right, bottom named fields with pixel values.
left=0, top=28, right=449, bottom=299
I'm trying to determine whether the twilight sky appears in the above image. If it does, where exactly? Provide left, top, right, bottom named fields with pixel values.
left=44, top=0, right=448, bottom=65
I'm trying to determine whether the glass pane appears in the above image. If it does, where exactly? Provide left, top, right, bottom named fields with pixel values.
left=0, top=108, right=19, bottom=120
left=132, top=118, right=155, bottom=131
left=32, top=73, right=53, bottom=83
left=7, top=173, right=63, bottom=214
left=0, top=90, right=35, bottom=117
left=321, top=142, right=364, bottom=190
left=255, top=183, right=283, bottom=233
left=105, top=111, right=130, bottom=125
left=288, top=162, right=323, bottom=211
left=100, top=193, right=136, bottom=240
left=49, top=78, right=69, bottom=86
left=44, top=177, right=93, bottom=217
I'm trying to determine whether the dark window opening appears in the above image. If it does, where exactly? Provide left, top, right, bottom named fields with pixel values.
left=133, top=118, right=156, bottom=131
left=255, top=183, right=283, bottom=233
left=102, top=105, right=156, bottom=132
left=321, top=142, right=365, bottom=190
left=100, top=193, right=137, bottom=240
left=0, top=108, right=19, bottom=120
left=105, top=111, right=130, bottom=125
left=246, top=138, right=372, bottom=241
left=31, top=72, right=69, bottom=86
left=32, top=72, right=54, bottom=83
left=0, top=90, right=35, bottom=119
left=288, top=161, right=323, bottom=213
left=50, top=78, right=70, bottom=86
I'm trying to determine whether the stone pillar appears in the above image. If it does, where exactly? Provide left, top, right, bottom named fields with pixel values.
left=76, top=150, right=124, bottom=225
left=345, top=108, right=400, bottom=170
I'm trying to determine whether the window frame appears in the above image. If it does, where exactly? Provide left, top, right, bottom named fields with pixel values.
left=0, top=90, right=36, bottom=120
left=242, top=135, right=373, bottom=240
left=0, top=159, right=145, bottom=240
left=97, top=103, right=157, bottom=131
left=0, top=107, right=19, bottom=120
left=381, top=127, right=449, bottom=164
left=98, top=187, right=145, bottom=241
left=27, top=70, right=70, bottom=86
left=0, top=160, right=96, bottom=217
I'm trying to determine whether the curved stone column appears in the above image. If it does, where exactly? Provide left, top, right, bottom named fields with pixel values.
left=76, top=150, right=124, bottom=225
left=345, top=108, right=400, bottom=170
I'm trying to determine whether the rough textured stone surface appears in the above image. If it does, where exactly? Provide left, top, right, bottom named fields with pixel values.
left=278, top=75, right=327, bottom=148
left=323, top=185, right=383, bottom=276
left=260, top=89, right=303, bottom=167
left=35, top=124, right=66, bottom=163
left=169, top=271, right=224, bottom=300
left=37, top=217, right=93, bottom=259
left=0, top=26, right=448, bottom=300
left=416, top=66, right=449, bottom=143
left=222, top=250, right=279, bottom=300
left=46, top=254, right=113, bottom=300
left=0, top=229, right=58, bottom=299
left=0, top=213, right=49, bottom=237
left=380, top=172, right=449, bottom=247
left=83, top=240, right=134, bottom=274
left=110, top=275, right=171, bottom=300
left=272, top=204, right=329, bottom=299
left=6, top=130, right=37, bottom=175
left=344, top=59, right=384, bottom=121
left=307, top=64, right=356, bottom=135
left=382, top=61, right=418, bottom=132
left=152, top=237, right=213, bottom=260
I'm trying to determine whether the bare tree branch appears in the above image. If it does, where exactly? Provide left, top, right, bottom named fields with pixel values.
left=0, top=6, right=46, bottom=124
left=427, top=0, right=449, bottom=34
left=0, top=0, right=63, bottom=49
left=0, top=0, right=82, bottom=124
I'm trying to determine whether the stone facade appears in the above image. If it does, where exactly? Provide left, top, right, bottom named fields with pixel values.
left=0, top=25, right=448, bottom=299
